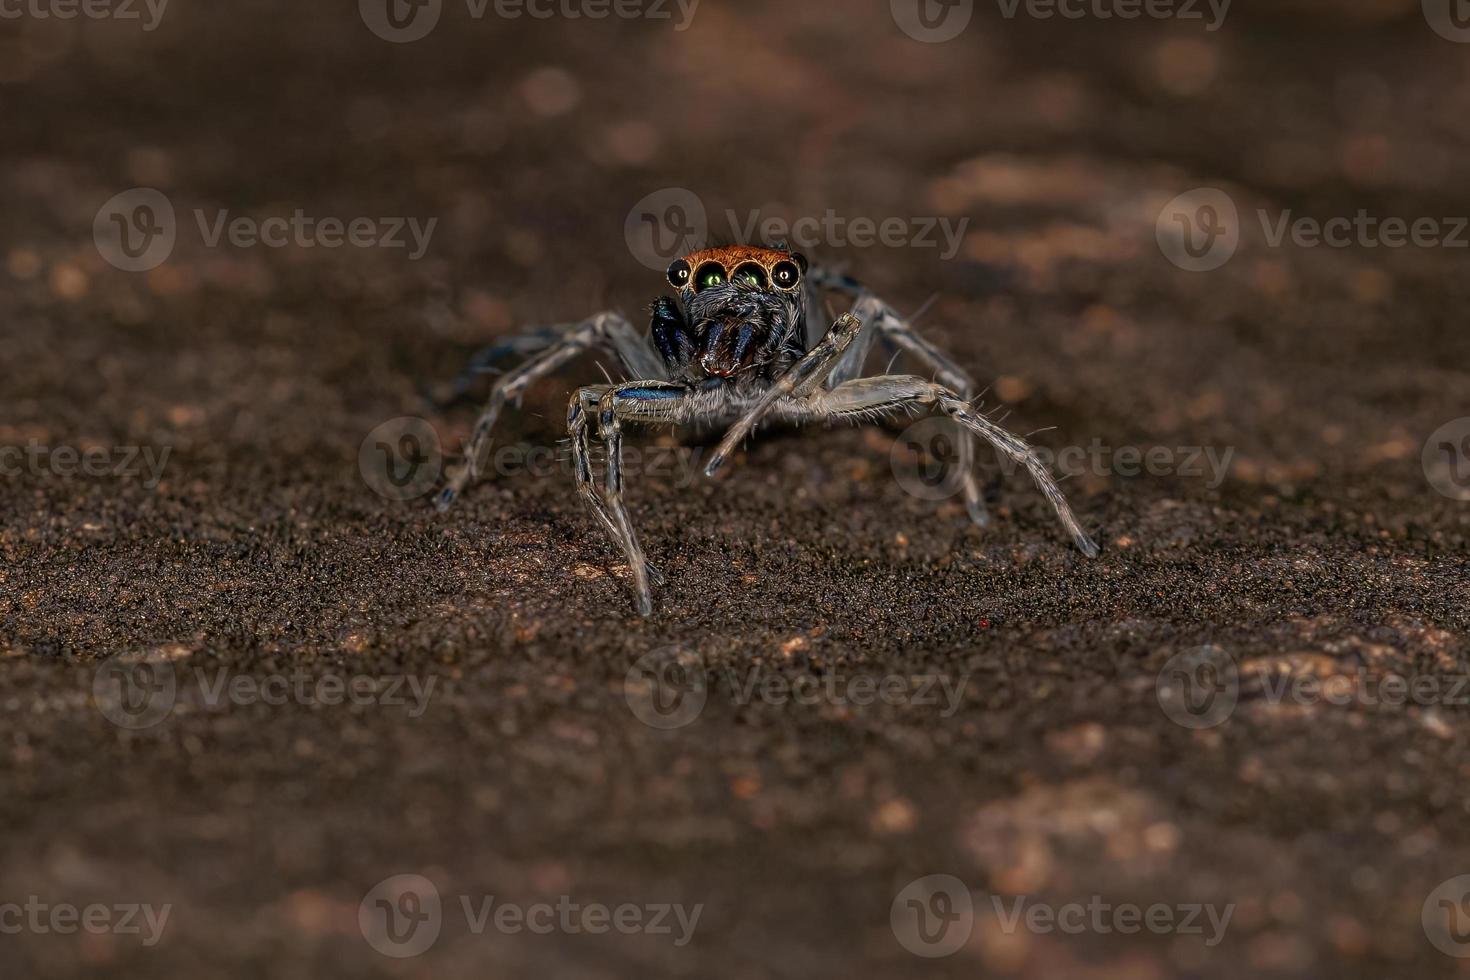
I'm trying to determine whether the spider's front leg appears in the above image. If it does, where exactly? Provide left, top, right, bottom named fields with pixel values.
left=567, top=386, right=665, bottom=588
left=704, top=312, right=864, bottom=476
left=572, top=380, right=696, bottom=617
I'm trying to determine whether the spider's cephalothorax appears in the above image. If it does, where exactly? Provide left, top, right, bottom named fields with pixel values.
left=652, top=246, right=809, bottom=383
left=435, top=245, right=1099, bottom=616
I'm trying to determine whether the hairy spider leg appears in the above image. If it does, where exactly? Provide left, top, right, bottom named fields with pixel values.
left=437, top=312, right=665, bottom=510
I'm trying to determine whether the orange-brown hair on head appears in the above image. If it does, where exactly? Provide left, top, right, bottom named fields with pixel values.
left=680, top=245, right=793, bottom=271
left=668, top=245, right=807, bottom=292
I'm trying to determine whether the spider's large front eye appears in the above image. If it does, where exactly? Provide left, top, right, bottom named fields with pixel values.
left=694, top=262, right=726, bottom=291
left=733, top=263, right=767, bottom=288
left=771, top=260, right=802, bottom=290
left=666, top=259, right=691, bottom=289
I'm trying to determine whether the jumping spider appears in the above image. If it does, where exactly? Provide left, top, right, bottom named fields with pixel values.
left=435, top=245, right=1099, bottom=616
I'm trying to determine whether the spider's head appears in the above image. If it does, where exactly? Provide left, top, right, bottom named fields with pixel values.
left=664, top=246, right=808, bottom=379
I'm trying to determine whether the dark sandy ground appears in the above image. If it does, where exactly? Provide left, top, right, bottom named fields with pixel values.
left=3, top=1, right=1470, bottom=977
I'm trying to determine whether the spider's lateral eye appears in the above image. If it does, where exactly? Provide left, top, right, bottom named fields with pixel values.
left=771, top=260, right=801, bottom=289
left=666, top=259, right=691, bottom=289
left=733, top=263, right=767, bottom=288
left=790, top=252, right=809, bottom=274
left=694, top=262, right=726, bottom=291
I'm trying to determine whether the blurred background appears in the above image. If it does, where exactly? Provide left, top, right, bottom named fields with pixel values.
left=2, top=1, right=1469, bottom=977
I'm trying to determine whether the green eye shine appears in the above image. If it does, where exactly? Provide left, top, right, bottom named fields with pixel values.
left=733, top=263, right=767, bottom=288
left=694, top=263, right=726, bottom=291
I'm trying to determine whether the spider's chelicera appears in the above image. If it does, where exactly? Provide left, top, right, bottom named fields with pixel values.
left=435, top=245, right=1099, bottom=616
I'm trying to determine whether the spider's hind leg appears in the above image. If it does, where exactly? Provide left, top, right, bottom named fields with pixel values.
left=818, top=282, right=992, bottom=529
left=436, top=311, right=663, bottom=511
left=806, top=375, right=1099, bottom=557
left=434, top=327, right=564, bottom=408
